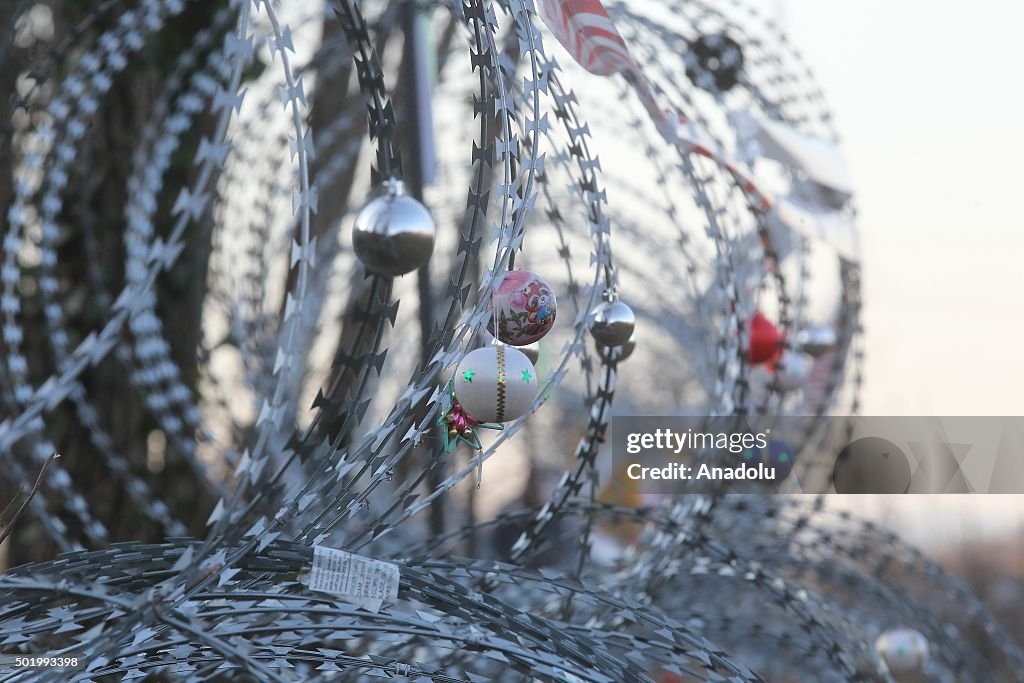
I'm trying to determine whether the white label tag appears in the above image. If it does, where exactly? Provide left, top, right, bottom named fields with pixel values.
left=308, top=546, right=400, bottom=613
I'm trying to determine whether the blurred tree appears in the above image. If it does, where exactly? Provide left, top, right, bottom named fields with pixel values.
left=0, top=0, right=230, bottom=565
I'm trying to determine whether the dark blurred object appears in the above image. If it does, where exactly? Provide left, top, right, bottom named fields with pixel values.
left=0, top=1, right=227, bottom=565
left=833, top=437, right=912, bottom=494
left=491, top=464, right=565, bottom=566
left=686, top=33, right=744, bottom=92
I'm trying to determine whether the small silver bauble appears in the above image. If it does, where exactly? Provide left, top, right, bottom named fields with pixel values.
left=773, top=350, right=812, bottom=392
left=352, top=179, right=436, bottom=277
left=795, top=325, right=837, bottom=358
left=875, top=628, right=929, bottom=675
left=597, top=330, right=637, bottom=362
left=590, top=300, right=636, bottom=347
left=511, top=340, right=540, bottom=366
left=482, top=330, right=540, bottom=366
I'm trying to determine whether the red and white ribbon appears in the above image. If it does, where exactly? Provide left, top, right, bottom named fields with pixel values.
left=537, top=0, right=774, bottom=212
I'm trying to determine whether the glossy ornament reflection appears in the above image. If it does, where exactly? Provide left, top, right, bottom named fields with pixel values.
left=597, top=329, right=637, bottom=362
left=352, top=179, right=436, bottom=277
left=590, top=300, right=636, bottom=347
left=796, top=325, right=837, bottom=358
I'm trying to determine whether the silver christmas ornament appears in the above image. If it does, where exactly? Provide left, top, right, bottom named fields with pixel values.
left=773, top=350, right=813, bottom=392
left=875, top=628, right=929, bottom=675
left=352, top=179, right=436, bottom=277
left=795, top=325, right=837, bottom=358
left=481, top=330, right=541, bottom=366
left=590, top=300, right=636, bottom=347
left=597, top=329, right=637, bottom=361
left=514, top=340, right=541, bottom=366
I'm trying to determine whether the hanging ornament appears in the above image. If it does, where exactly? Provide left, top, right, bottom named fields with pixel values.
left=597, top=329, right=637, bottom=362
left=795, top=325, right=837, bottom=358
left=875, top=629, right=929, bottom=676
left=454, top=346, right=538, bottom=423
left=590, top=297, right=636, bottom=347
left=487, top=270, right=558, bottom=346
left=686, top=33, right=745, bottom=93
left=352, top=178, right=436, bottom=277
left=773, top=350, right=813, bottom=392
left=766, top=439, right=796, bottom=480
left=516, top=341, right=541, bottom=366
left=747, top=312, right=783, bottom=364
left=481, top=329, right=540, bottom=366
left=438, top=382, right=502, bottom=453
left=744, top=438, right=796, bottom=481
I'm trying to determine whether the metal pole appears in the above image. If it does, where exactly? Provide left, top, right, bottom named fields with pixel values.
left=400, top=0, right=445, bottom=537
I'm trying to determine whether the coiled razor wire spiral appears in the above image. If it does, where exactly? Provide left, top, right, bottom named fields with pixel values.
left=0, top=0, right=1017, bottom=681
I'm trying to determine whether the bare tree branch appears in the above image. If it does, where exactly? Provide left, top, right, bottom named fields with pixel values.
left=0, top=452, right=60, bottom=545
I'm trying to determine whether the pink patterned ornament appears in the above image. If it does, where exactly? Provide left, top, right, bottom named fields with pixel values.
left=487, top=270, right=557, bottom=346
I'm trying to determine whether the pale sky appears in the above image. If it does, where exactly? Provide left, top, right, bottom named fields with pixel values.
left=769, top=0, right=1024, bottom=416
left=763, top=0, right=1024, bottom=546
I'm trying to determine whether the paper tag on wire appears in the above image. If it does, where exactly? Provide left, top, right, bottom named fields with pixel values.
left=308, top=545, right=400, bottom=613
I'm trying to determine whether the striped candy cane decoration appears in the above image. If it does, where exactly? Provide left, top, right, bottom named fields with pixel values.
left=537, top=0, right=636, bottom=76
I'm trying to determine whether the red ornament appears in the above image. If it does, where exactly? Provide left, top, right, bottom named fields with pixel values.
left=446, top=402, right=480, bottom=436
left=748, top=312, right=783, bottom=364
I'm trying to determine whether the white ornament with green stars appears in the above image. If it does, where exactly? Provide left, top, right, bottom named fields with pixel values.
left=453, top=345, right=539, bottom=423
left=875, top=628, right=929, bottom=676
